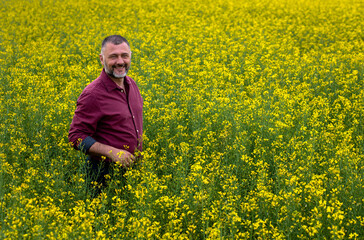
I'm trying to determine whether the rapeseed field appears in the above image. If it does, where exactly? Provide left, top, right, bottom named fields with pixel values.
left=0, top=0, right=363, bottom=239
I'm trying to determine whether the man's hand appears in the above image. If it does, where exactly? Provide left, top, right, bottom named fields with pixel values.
left=88, top=142, right=135, bottom=168
left=108, top=149, right=135, bottom=168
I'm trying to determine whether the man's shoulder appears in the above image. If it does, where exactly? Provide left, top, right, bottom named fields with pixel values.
left=82, top=77, right=105, bottom=95
left=125, top=76, right=140, bottom=89
left=125, top=75, right=135, bottom=82
left=77, top=78, right=106, bottom=105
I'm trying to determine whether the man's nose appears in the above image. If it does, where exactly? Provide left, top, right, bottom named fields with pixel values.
left=116, top=56, right=125, bottom=64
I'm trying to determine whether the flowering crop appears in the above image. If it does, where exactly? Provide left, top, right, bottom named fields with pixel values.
left=0, top=0, right=363, bottom=239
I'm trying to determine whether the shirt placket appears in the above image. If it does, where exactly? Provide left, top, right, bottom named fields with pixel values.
left=125, top=84, right=139, bottom=139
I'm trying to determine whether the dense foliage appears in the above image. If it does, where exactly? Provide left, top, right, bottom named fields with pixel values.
left=0, top=0, right=363, bottom=239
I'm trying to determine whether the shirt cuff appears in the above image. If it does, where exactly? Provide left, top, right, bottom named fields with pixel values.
left=78, top=136, right=97, bottom=154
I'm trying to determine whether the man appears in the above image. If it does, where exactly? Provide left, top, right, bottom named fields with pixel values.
left=68, top=35, right=143, bottom=193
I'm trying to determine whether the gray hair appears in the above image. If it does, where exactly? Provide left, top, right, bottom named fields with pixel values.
left=101, top=35, right=130, bottom=55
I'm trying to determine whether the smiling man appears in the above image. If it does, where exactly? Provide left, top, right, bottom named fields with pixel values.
left=68, top=35, right=143, bottom=196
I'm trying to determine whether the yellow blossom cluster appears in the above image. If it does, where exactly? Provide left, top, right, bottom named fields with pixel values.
left=0, top=0, right=363, bottom=239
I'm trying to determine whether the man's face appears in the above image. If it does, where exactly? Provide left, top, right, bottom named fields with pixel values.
left=100, top=42, right=131, bottom=79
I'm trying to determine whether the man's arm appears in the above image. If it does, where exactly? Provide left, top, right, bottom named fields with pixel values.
left=69, top=91, right=100, bottom=151
left=88, top=142, right=135, bottom=168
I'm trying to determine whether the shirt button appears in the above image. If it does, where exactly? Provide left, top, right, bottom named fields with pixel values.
left=120, top=89, right=124, bottom=93
left=137, top=130, right=139, bottom=133
left=132, top=115, right=135, bottom=119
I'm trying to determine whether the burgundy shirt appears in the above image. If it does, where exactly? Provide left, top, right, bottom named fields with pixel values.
left=68, top=69, right=143, bottom=161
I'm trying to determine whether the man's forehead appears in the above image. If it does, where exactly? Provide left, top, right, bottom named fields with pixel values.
left=104, top=42, right=131, bottom=53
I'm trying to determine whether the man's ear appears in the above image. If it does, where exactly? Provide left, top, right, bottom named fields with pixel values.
left=99, top=54, right=104, bottom=65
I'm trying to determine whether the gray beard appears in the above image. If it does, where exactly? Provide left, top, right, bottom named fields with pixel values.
left=105, top=67, right=128, bottom=79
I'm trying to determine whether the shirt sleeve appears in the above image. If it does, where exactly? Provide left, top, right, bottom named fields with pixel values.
left=68, top=91, right=101, bottom=154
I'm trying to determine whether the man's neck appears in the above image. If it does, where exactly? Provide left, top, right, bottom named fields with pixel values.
left=113, top=78, right=125, bottom=88
left=108, top=74, right=125, bottom=89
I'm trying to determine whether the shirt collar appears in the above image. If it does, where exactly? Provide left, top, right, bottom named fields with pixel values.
left=100, top=69, right=131, bottom=92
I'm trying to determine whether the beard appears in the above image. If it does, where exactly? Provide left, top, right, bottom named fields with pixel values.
left=104, top=61, right=130, bottom=79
